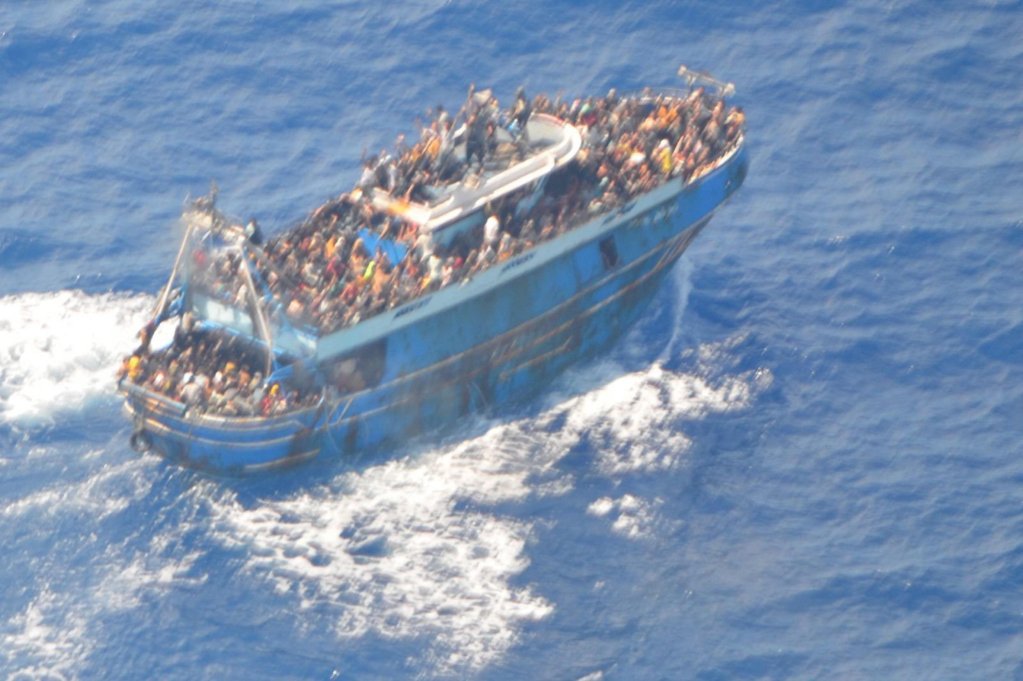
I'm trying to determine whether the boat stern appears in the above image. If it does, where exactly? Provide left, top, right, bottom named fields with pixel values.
left=120, top=382, right=324, bottom=475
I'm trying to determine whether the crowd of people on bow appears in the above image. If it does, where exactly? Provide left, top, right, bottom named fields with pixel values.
left=124, top=84, right=744, bottom=413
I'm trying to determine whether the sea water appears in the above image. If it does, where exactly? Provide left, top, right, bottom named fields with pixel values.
left=2, top=1, right=1022, bottom=678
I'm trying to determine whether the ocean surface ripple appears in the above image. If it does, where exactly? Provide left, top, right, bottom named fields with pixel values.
left=2, top=1, right=1022, bottom=679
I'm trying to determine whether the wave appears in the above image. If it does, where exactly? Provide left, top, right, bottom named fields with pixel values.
left=0, top=290, right=152, bottom=428
left=0, top=455, right=203, bottom=680
left=0, top=279, right=771, bottom=677
left=203, top=338, right=771, bottom=675
left=587, top=494, right=664, bottom=540
left=206, top=422, right=557, bottom=674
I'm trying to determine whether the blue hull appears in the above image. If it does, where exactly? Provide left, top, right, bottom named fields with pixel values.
left=124, top=142, right=748, bottom=473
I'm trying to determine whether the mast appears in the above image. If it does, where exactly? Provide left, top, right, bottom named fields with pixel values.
left=235, top=245, right=276, bottom=377
left=151, top=219, right=195, bottom=322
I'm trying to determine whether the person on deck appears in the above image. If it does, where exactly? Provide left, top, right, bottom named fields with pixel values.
left=244, top=218, right=263, bottom=246
left=465, top=112, right=487, bottom=170
left=484, top=212, right=500, bottom=248
left=511, top=86, right=531, bottom=148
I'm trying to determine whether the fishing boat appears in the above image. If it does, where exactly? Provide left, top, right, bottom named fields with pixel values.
left=118, top=66, right=749, bottom=474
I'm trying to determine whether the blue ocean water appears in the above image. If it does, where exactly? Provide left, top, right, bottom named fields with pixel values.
left=2, top=0, right=1022, bottom=678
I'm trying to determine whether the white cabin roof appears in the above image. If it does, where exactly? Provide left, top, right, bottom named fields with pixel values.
left=370, top=114, right=581, bottom=233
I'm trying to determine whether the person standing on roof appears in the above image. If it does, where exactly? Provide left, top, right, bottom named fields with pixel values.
left=465, top=111, right=487, bottom=170
left=357, top=159, right=378, bottom=193
left=511, top=86, right=531, bottom=146
left=244, top=218, right=263, bottom=246
left=464, top=83, right=478, bottom=119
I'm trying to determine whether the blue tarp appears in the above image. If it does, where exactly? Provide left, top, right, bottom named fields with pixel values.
left=358, top=228, right=409, bottom=266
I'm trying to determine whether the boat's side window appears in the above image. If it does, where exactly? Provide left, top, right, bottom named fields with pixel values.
left=599, top=236, right=619, bottom=269
left=329, top=338, right=388, bottom=394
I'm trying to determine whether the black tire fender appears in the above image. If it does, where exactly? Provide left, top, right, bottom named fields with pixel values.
left=130, top=429, right=152, bottom=454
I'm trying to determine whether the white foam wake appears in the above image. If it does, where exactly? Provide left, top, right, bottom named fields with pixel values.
left=0, top=290, right=153, bottom=426
left=205, top=335, right=771, bottom=673
left=2, top=538, right=206, bottom=681
left=657, top=257, right=694, bottom=364
left=207, top=425, right=556, bottom=674
left=0, top=283, right=772, bottom=676
left=3, top=586, right=89, bottom=681
left=587, top=494, right=663, bottom=539
left=540, top=355, right=772, bottom=478
left=1, top=455, right=203, bottom=680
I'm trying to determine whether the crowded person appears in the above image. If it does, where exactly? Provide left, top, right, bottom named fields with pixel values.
left=122, top=82, right=745, bottom=415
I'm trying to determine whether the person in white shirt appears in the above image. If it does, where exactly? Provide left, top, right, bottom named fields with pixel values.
left=484, top=213, right=500, bottom=247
